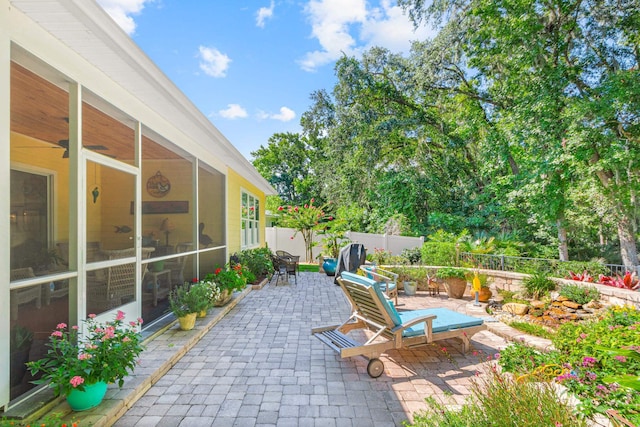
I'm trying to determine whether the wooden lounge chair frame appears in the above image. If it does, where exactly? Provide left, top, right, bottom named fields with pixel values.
left=359, top=265, right=398, bottom=304
left=312, top=272, right=487, bottom=377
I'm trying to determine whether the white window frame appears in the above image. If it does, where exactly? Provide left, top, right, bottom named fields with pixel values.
left=241, top=190, right=259, bottom=249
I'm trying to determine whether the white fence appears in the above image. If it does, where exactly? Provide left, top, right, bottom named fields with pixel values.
left=265, top=227, right=424, bottom=261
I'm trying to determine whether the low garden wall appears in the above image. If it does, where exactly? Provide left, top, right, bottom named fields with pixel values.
left=395, top=265, right=640, bottom=309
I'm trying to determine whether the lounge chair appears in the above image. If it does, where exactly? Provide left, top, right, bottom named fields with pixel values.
left=359, top=265, right=398, bottom=305
left=312, top=271, right=486, bottom=377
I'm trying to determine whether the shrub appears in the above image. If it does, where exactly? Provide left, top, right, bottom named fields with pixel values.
left=499, top=305, right=640, bottom=422
left=558, top=284, right=600, bottom=305
left=553, top=261, right=608, bottom=279
left=231, top=247, right=274, bottom=279
left=408, top=364, right=587, bottom=427
left=435, top=267, right=466, bottom=280
left=420, top=242, right=457, bottom=266
left=400, top=247, right=422, bottom=264
left=522, top=271, right=556, bottom=299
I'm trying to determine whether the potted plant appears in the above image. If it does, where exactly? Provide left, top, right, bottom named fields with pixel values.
left=26, top=311, right=144, bottom=411
left=465, top=271, right=493, bottom=302
left=169, top=285, right=204, bottom=330
left=320, top=230, right=348, bottom=276
left=190, top=279, right=220, bottom=317
left=10, top=325, right=33, bottom=387
left=436, top=267, right=468, bottom=298
left=392, top=265, right=418, bottom=296
left=207, top=264, right=246, bottom=306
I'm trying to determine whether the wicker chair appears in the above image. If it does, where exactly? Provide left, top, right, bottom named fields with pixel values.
left=10, top=267, right=42, bottom=321
left=87, top=247, right=154, bottom=313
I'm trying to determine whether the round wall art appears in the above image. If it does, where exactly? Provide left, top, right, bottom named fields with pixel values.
left=146, top=171, right=171, bottom=198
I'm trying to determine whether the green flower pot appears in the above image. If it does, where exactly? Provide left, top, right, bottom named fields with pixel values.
left=66, top=381, right=108, bottom=411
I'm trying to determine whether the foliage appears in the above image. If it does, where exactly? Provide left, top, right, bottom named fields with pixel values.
left=169, top=284, right=205, bottom=317
left=277, top=198, right=332, bottom=262
left=499, top=305, right=640, bottom=421
left=559, top=284, right=600, bottom=306
left=319, top=221, right=349, bottom=259
left=250, top=132, right=319, bottom=205
left=420, top=242, right=457, bottom=266
left=464, top=271, right=490, bottom=288
left=435, top=267, right=466, bottom=280
left=400, top=247, right=422, bottom=264
left=190, top=279, right=220, bottom=309
left=554, top=261, right=608, bottom=280
left=230, top=247, right=274, bottom=280
left=0, top=413, right=79, bottom=427
left=507, top=321, right=555, bottom=340
left=598, top=272, right=640, bottom=290
left=407, top=362, right=587, bottom=427
left=368, top=248, right=394, bottom=265
left=522, top=271, right=556, bottom=299
left=26, top=311, right=144, bottom=396
left=207, top=265, right=246, bottom=292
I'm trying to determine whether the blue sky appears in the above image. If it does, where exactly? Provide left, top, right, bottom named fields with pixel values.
left=97, top=0, right=435, bottom=160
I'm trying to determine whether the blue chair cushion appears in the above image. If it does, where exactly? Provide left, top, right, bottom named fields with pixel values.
left=399, top=308, right=484, bottom=338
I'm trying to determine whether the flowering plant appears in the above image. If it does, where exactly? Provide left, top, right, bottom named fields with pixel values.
left=277, top=198, right=333, bottom=262
left=206, top=264, right=246, bottom=292
left=27, top=311, right=144, bottom=396
left=192, top=278, right=221, bottom=308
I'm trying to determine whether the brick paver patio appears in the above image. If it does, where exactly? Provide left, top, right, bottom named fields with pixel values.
left=110, top=272, right=510, bottom=427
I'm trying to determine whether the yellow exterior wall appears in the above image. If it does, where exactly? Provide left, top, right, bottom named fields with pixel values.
left=227, top=168, right=266, bottom=255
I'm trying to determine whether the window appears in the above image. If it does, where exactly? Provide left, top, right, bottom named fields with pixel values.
left=241, top=191, right=260, bottom=248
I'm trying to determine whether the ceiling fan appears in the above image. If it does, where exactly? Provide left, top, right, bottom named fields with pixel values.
left=14, top=139, right=111, bottom=158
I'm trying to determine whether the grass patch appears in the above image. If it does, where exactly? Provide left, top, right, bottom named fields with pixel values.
left=299, top=263, right=319, bottom=273
left=507, top=321, right=555, bottom=339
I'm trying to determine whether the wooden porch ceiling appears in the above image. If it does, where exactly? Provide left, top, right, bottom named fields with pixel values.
left=10, top=62, right=181, bottom=161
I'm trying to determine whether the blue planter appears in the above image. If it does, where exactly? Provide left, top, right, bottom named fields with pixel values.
left=322, top=258, right=337, bottom=276
left=66, top=381, right=108, bottom=411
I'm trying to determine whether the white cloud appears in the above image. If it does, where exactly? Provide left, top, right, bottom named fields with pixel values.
left=198, top=46, right=232, bottom=78
left=256, top=1, right=275, bottom=28
left=219, top=104, right=248, bottom=119
left=97, top=0, right=152, bottom=35
left=298, top=0, right=435, bottom=72
left=257, top=107, right=296, bottom=122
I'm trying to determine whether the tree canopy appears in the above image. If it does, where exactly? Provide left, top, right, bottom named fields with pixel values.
left=252, top=0, right=639, bottom=266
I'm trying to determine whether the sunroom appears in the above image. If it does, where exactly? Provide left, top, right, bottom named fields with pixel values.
left=1, top=0, right=274, bottom=409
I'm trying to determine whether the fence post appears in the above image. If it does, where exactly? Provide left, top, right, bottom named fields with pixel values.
left=500, top=255, right=505, bottom=271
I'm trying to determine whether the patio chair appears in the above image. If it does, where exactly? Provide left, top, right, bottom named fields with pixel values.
left=87, top=247, right=154, bottom=312
left=312, top=271, right=486, bottom=377
left=359, top=265, right=398, bottom=305
left=275, top=250, right=299, bottom=284
left=10, top=267, right=42, bottom=321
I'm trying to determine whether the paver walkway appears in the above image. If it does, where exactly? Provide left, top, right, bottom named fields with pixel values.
left=112, top=273, right=510, bottom=427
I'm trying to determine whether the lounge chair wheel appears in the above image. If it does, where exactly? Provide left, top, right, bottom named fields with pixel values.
left=367, top=358, right=384, bottom=378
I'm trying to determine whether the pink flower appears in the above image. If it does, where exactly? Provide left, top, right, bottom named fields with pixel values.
left=614, top=355, right=627, bottom=363
left=51, top=331, right=63, bottom=338
left=122, top=336, right=131, bottom=342
left=310, top=198, right=315, bottom=203
left=69, top=376, right=84, bottom=387
left=88, top=313, right=97, bottom=319
left=78, top=353, right=92, bottom=360
left=116, top=310, right=125, bottom=321
left=130, top=321, right=138, bottom=327
left=57, top=323, right=67, bottom=329
left=137, top=317, right=144, bottom=325
left=72, top=325, right=79, bottom=330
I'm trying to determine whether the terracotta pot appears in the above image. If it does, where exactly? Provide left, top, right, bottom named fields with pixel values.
left=444, top=278, right=467, bottom=299
left=177, top=312, right=197, bottom=331
left=478, top=287, right=492, bottom=302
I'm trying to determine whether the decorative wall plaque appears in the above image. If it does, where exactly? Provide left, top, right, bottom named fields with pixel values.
left=146, top=171, right=171, bottom=198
